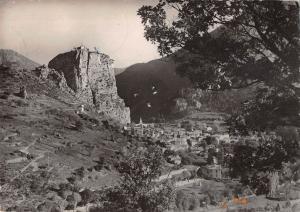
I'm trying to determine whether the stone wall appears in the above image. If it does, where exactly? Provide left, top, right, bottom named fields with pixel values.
left=48, top=46, right=130, bottom=124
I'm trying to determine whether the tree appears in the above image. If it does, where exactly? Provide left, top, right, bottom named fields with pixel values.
left=227, top=87, right=300, bottom=134
left=229, top=131, right=299, bottom=194
left=138, top=0, right=300, bottom=131
left=98, top=145, right=175, bottom=212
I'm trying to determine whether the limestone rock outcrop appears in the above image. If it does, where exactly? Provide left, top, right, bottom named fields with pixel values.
left=48, top=46, right=130, bottom=124
left=34, top=65, right=71, bottom=91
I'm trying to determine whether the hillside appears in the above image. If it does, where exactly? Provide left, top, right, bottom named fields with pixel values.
left=0, top=59, right=131, bottom=210
left=0, top=49, right=40, bottom=71
left=115, top=25, right=262, bottom=122
left=114, top=67, right=126, bottom=75
left=116, top=58, right=191, bottom=122
left=116, top=57, right=256, bottom=123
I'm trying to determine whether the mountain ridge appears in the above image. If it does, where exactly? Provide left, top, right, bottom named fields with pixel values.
left=0, top=49, right=40, bottom=71
left=116, top=54, right=257, bottom=122
left=116, top=57, right=191, bottom=122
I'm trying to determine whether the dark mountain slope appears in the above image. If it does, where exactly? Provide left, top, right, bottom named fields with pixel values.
left=116, top=59, right=191, bottom=122
left=116, top=56, right=257, bottom=122
left=0, top=49, right=40, bottom=70
left=116, top=26, right=258, bottom=122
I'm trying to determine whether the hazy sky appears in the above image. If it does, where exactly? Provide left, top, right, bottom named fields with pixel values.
left=0, top=0, right=160, bottom=67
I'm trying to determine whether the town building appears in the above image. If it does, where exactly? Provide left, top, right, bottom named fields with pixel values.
left=201, top=164, right=222, bottom=180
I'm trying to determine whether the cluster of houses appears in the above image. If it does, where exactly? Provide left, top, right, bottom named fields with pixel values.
left=124, top=119, right=300, bottom=206
left=124, top=118, right=214, bottom=148
left=122, top=119, right=236, bottom=181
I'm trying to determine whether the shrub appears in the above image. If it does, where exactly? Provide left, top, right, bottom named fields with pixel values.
left=98, top=145, right=175, bottom=212
left=11, top=98, right=29, bottom=107
left=229, top=132, right=299, bottom=195
left=0, top=93, right=9, bottom=99
left=74, top=120, right=84, bottom=131
left=94, top=156, right=105, bottom=171
left=78, top=113, right=100, bottom=126
left=175, top=190, right=185, bottom=210
left=79, top=189, right=97, bottom=206
left=178, top=151, right=206, bottom=166
left=0, top=162, right=8, bottom=185
left=10, top=171, right=51, bottom=196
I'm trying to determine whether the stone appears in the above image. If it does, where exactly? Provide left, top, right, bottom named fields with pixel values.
left=34, top=65, right=71, bottom=91
left=48, top=46, right=130, bottom=124
left=14, top=86, right=27, bottom=99
left=20, top=86, right=27, bottom=99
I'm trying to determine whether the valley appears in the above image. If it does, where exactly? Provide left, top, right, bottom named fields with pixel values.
left=0, top=1, right=299, bottom=210
left=123, top=112, right=300, bottom=212
left=0, top=47, right=299, bottom=212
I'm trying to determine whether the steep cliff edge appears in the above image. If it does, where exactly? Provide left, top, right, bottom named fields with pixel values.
left=48, top=46, right=130, bottom=124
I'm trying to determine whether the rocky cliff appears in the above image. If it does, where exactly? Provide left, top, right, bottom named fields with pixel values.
left=48, top=46, right=130, bottom=124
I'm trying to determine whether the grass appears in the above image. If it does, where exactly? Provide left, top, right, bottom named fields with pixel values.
left=0, top=68, right=132, bottom=210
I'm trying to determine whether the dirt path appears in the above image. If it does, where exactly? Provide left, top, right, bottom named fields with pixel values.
left=6, top=157, right=27, bottom=164
left=9, top=134, right=47, bottom=180
left=19, top=133, right=39, bottom=155
left=20, top=151, right=46, bottom=173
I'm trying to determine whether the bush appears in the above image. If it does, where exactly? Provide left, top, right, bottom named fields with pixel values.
left=74, top=120, right=84, bottom=131
left=229, top=132, right=299, bottom=195
left=0, top=162, right=8, bottom=185
left=78, top=113, right=100, bottom=126
left=0, top=93, right=9, bottom=99
left=178, top=151, right=206, bottom=166
left=11, top=98, right=29, bottom=107
left=94, top=156, right=105, bottom=171
left=10, top=171, right=51, bottom=196
left=79, top=189, right=97, bottom=206
left=98, top=145, right=175, bottom=212
left=175, top=191, right=201, bottom=211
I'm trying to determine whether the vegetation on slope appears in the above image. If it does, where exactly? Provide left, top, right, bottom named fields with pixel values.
left=138, top=0, right=299, bottom=132
left=0, top=49, right=40, bottom=71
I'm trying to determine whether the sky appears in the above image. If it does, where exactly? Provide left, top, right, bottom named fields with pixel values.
left=0, top=0, right=161, bottom=67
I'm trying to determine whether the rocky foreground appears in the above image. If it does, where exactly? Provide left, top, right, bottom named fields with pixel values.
left=0, top=48, right=133, bottom=211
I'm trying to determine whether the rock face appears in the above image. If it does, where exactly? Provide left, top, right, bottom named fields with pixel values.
left=34, top=65, right=71, bottom=91
left=48, top=46, right=130, bottom=124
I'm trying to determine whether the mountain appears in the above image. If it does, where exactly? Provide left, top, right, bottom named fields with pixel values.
left=116, top=26, right=257, bottom=122
left=115, top=56, right=256, bottom=123
left=0, top=49, right=40, bottom=70
left=116, top=58, right=191, bottom=122
left=114, top=67, right=127, bottom=75
left=0, top=50, right=133, bottom=211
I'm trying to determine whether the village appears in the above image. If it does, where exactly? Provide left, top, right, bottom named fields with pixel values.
left=123, top=117, right=259, bottom=180
left=122, top=118, right=300, bottom=211
left=0, top=0, right=299, bottom=211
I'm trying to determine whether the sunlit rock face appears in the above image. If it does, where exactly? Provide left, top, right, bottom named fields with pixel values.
left=48, top=46, right=130, bottom=124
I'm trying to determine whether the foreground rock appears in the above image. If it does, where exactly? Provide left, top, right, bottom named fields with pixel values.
left=48, top=46, right=130, bottom=124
